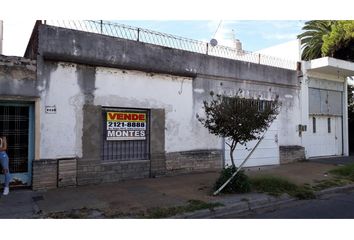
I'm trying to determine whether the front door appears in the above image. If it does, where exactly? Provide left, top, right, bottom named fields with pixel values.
left=0, top=102, right=34, bottom=187
left=304, top=116, right=342, bottom=158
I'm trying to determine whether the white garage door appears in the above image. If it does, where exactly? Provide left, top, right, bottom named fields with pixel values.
left=304, top=116, right=342, bottom=158
left=224, top=120, right=279, bottom=168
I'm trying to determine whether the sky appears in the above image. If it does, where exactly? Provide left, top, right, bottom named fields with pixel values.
left=1, top=20, right=305, bottom=57
left=117, top=20, right=304, bottom=51
left=1, top=0, right=352, bottom=58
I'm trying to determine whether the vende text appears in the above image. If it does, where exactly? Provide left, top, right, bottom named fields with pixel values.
left=107, top=130, right=146, bottom=141
left=107, top=112, right=145, bottom=122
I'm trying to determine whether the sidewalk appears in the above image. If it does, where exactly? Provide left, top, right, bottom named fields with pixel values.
left=0, top=159, right=352, bottom=219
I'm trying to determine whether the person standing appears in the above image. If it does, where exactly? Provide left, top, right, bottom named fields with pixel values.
left=0, top=136, right=10, bottom=195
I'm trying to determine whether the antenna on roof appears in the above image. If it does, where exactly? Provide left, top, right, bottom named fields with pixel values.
left=210, top=20, right=222, bottom=47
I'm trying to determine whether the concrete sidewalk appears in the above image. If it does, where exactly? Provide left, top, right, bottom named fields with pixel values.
left=308, top=155, right=354, bottom=165
left=0, top=159, right=352, bottom=219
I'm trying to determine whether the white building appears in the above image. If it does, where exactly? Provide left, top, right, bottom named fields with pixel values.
left=1, top=21, right=354, bottom=189
left=257, top=40, right=354, bottom=159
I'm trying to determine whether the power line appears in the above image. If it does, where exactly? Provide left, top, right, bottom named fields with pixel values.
left=212, top=20, right=223, bottom=39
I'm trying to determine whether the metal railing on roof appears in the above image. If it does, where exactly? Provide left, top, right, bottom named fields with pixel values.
left=44, top=20, right=298, bottom=70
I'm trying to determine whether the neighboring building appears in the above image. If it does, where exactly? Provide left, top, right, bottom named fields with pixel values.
left=0, top=55, right=37, bottom=187
left=301, top=57, right=353, bottom=158
left=258, top=40, right=354, bottom=158
left=256, top=40, right=302, bottom=61
left=1, top=21, right=354, bottom=190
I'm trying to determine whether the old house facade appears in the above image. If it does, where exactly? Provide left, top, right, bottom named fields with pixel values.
left=1, top=21, right=354, bottom=190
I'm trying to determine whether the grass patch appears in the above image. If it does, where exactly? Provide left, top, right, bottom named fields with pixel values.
left=250, top=176, right=315, bottom=200
left=312, top=178, right=353, bottom=191
left=145, top=200, right=223, bottom=218
left=45, top=207, right=104, bottom=219
left=45, top=201, right=224, bottom=219
left=329, top=163, right=354, bottom=181
left=308, top=164, right=354, bottom=191
left=214, top=166, right=251, bottom=194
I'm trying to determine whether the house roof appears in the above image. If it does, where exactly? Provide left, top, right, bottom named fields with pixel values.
left=305, top=57, right=354, bottom=78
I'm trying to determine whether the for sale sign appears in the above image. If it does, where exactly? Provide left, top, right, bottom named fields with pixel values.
left=106, top=112, right=147, bottom=141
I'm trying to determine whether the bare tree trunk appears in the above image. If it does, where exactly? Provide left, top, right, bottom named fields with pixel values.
left=229, top=148, right=235, bottom=168
left=229, top=140, right=237, bottom=168
left=213, top=136, right=265, bottom=196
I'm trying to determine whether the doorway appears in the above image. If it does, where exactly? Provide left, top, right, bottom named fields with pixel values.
left=0, top=102, right=34, bottom=187
left=303, top=115, right=342, bottom=158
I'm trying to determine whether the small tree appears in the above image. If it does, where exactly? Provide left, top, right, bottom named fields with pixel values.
left=198, top=93, right=279, bottom=168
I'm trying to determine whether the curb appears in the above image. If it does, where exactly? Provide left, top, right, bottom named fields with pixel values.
left=173, top=184, right=354, bottom=219
left=173, top=195, right=295, bottom=219
left=315, top=183, right=354, bottom=197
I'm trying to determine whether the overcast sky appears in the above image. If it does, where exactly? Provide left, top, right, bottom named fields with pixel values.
left=2, top=20, right=36, bottom=56
left=1, top=20, right=304, bottom=57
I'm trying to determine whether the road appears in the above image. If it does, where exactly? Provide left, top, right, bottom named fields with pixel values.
left=238, top=190, right=354, bottom=219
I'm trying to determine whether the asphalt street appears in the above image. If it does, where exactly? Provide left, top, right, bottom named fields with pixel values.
left=241, top=190, right=354, bottom=219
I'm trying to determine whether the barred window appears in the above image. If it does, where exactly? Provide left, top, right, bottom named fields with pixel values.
left=102, top=107, right=150, bottom=161
left=0, top=105, right=29, bottom=173
left=224, top=97, right=276, bottom=112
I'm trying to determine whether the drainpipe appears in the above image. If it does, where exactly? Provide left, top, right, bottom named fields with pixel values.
left=0, top=20, right=3, bottom=54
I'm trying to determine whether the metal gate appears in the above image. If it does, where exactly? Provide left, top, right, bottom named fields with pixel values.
left=303, top=116, right=342, bottom=158
left=0, top=102, right=34, bottom=186
left=102, top=108, right=150, bottom=161
left=224, top=119, right=279, bottom=167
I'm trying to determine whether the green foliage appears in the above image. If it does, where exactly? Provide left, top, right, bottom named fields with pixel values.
left=348, top=84, right=354, bottom=120
left=329, top=163, right=354, bottom=181
left=213, top=166, right=251, bottom=194
left=298, top=20, right=354, bottom=61
left=45, top=207, right=104, bottom=219
left=293, top=187, right=316, bottom=200
left=145, top=200, right=223, bottom=218
left=250, top=176, right=315, bottom=200
left=250, top=176, right=297, bottom=195
left=297, top=20, right=334, bottom=60
left=197, top=94, right=279, bottom=167
left=298, top=21, right=354, bottom=145
left=199, top=95, right=279, bottom=144
left=322, top=20, right=354, bottom=60
left=312, top=178, right=352, bottom=191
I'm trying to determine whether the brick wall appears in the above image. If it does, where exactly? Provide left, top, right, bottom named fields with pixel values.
left=0, top=55, right=36, bottom=70
left=58, top=159, right=77, bottom=187
left=150, top=153, right=166, bottom=177
left=166, top=150, right=222, bottom=174
left=76, top=159, right=150, bottom=186
left=279, top=145, right=306, bottom=164
left=32, top=159, right=58, bottom=190
left=32, top=106, right=224, bottom=189
left=32, top=158, right=151, bottom=189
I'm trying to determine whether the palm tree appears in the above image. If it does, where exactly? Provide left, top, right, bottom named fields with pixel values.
left=322, top=20, right=354, bottom=61
left=297, top=20, right=334, bottom=61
